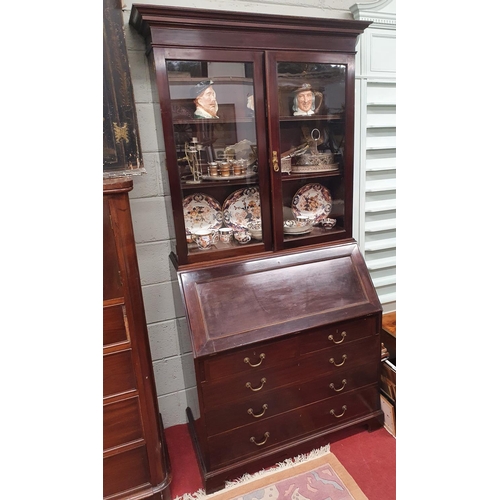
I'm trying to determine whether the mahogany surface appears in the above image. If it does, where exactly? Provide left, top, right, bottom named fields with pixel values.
left=129, top=6, right=379, bottom=494
left=177, top=243, right=383, bottom=492
left=129, top=5, right=370, bottom=267
left=381, top=312, right=396, bottom=364
left=103, top=178, right=172, bottom=499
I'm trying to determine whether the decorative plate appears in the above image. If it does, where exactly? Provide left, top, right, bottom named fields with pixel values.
left=291, top=183, right=332, bottom=223
left=222, top=187, right=261, bottom=231
left=183, top=193, right=223, bottom=232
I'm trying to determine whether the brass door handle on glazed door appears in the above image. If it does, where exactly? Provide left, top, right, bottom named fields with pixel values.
left=272, top=151, right=280, bottom=172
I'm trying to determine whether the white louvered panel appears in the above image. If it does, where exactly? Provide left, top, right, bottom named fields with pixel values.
left=364, top=238, right=396, bottom=252
left=366, top=106, right=396, bottom=128
left=352, top=0, right=396, bottom=312
left=365, top=198, right=396, bottom=213
left=366, top=149, right=396, bottom=171
left=366, top=256, right=396, bottom=271
left=372, top=274, right=396, bottom=289
left=366, top=127, right=396, bottom=150
left=366, top=82, right=396, bottom=105
left=376, top=292, right=396, bottom=309
left=365, top=179, right=396, bottom=192
left=365, top=228, right=396, bottom=245
left=365, top=219, right=396, bottom=232
left=373, top=282, right=396, bottom=299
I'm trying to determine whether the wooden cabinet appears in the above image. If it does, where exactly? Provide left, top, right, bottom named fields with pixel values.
left=130, top=5, right=373, bottom=266
left=103, top=178, right=172, bottom=500
left=198, top=316, right=381, bottom=469
left=129, top=5, right=382, bottom=494
left=177, top=242, right=383, bottom=492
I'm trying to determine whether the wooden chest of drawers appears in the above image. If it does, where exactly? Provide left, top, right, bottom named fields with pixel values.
left=104, top=178, right=172, bottom=500
left=175, top=243, right=384, bottom=493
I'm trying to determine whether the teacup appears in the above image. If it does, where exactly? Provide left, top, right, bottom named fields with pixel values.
left=234, top=229, right=251, bottom=244
left=219, top=227, right=233, bottom=243
left=247, top=221, right=262, bottom=240
left=321, top=218, right=337, bottom=230
left=192, top=228, right=214, bottom=250
left=295, top=215, right=311, bottom=227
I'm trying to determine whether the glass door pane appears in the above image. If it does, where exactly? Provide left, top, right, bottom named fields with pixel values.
left=273, top=58, right=349, bottom=247
left=166, top=58, right=266, bottom=259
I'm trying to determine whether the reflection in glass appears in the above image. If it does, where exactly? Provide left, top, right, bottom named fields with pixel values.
left=166, top=60, right=262, bottom=254
left=193, top=80, right=219, bottom=119
left=277, top=62, right=347, bottom=242
left=292, top=83, right=322, bottom=116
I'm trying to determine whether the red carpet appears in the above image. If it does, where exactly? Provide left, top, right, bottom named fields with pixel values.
left=164, top=423, right=395, bottom=500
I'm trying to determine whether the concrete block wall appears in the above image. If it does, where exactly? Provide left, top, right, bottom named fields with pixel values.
left=121, top=0, right=364, bottom=428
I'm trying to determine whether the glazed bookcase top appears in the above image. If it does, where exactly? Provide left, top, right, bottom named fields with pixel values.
left=130, top=5, right=371, bottom=267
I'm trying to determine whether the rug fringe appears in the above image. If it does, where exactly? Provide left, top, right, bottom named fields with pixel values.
left=173, top=488, right=206, bottom=500
left=173, top=444, right=331, bottom=500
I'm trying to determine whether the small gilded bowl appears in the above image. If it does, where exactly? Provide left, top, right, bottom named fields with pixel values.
left=247, top=221, right=262, bottom=240
left=250, top=230, right=262, bottom=240
left=321, top=218, right=337, bottom=230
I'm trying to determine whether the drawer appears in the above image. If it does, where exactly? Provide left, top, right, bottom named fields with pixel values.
left=300, top=315, right=378, bottom=354
left=103, top=349, right=137, bottom=397
left=103, top=445, right=150, bottom=498
left=103, top=303, right=128, bottom=346
left=201, top=356, right=300, bottom=408
left=298, top=335, right=380, bottom=378
left=103, top=396, right=143, bottom=451
left=207, top=385, right=380, bottom=468
left=204, top=363, right=378, bottom=436
left=201, top=335, right=379, bottom=408
left=202, top=335, right=300, bottom=382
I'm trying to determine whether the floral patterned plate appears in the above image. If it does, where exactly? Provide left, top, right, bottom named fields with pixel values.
left=291, top=183, right=332, bottom=224
left=183, top=193, right=223, bottom=232
left=222, top=187, right=261, bottom=231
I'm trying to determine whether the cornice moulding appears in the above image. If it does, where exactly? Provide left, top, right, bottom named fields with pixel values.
left=350, top=0, right=396, bottom=26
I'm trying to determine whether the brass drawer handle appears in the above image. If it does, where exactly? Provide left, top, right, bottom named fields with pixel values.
left=328, top=331, right=347, bottom=344
left=330, top=405, right=347, bottom=418
left=250, top=432, right=270, bottom=446
left=248, top=404, right=268, bottom=418
left=244, top=353, right=265, bottom=367
left=329, top=354, right=347, bottom=367
left=246, top=377, right=267, bottom=391
left=329, top=379, right=347, bottom=392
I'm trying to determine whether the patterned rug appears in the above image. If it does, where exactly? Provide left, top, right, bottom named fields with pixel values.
left=174, top=445, right=368, bottom=500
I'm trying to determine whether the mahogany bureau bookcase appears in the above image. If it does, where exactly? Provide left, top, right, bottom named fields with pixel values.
left=130, top=5, right=383, bottom=493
